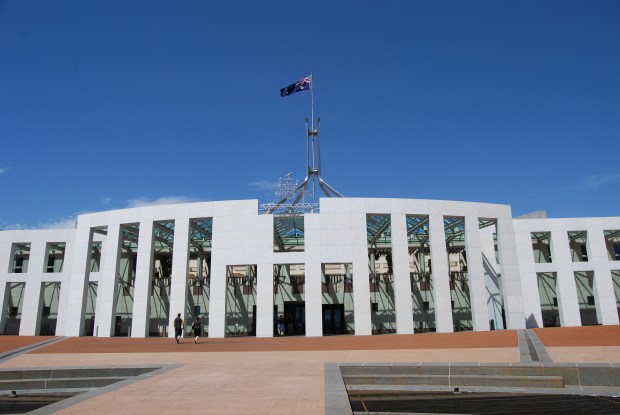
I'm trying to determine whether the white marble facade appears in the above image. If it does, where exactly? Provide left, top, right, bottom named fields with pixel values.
left=1, top=198, right=619, bottom=338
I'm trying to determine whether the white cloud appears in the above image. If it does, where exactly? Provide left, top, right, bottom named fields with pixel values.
left=1, top=215, right=80, bottom=230
left=102, top=197, right=113, bottom=205
left=248, top=180, right=278, bottom=192
left=576, top=174, right=620, bottom=190
left=2, top=223, right=25, bottom=230
left=0, top=167, right=7, bottom=175
left=40, top=217, right=78, bottom=229
left=126, top=196, right=199, bottom=208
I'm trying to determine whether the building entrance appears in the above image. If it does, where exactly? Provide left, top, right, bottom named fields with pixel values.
left=283, top=302, right=305, bottom=335
left=322, top=304, right=345, bottom=335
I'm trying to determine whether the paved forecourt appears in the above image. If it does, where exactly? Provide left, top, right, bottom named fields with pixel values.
left=0, top=326, right=619, bottom=415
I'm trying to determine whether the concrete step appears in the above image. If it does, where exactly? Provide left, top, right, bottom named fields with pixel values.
left=0, top=367, right=156, bottom=381
left=0, top=377, right=127, bottom=391
left=343, top=374, right=565, bottom=389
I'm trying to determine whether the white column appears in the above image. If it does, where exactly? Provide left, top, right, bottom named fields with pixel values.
left=95, top=224, right=122, bottom=337
left=588, top=225, right=620, bottom=325
left=0, top=241, right=12, bottom=334
left=304, top=214, right=322, bottom=337
left=497, top=217, right=526, bottom=329
left=19, top=242, right=46, bottom=335
left=54, top=238, right=73, bottom=336
left=168, top=219, right=190, bottom=337
left=464, top=216, right=490, bottom=331
left=255, top=262, right=274, bottom=337
left=551, top=229, right=581, bottom=327
left=391, top=213, right=414, bottom=334
left=208, top=262, right=227, bottom=338
left=429, top=214, right=452, bottom=333
left=60, top=227, right=92, bottom=336
left=352, top=213, right=371, bottom=336
left=255, top=214, right=274, bottom=338
left=304, top=262, right=323, bottom=337
left=513, top=222, right=543, bottom=328
left=131, top=221, right=154, bottom=337
left=0, top=282, right=9, bottom=334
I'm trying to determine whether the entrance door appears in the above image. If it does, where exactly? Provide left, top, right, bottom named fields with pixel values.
left=284, top=301, right=305, bottom=335
left=322, top=304, right=345, bottom=335
left=114, top=315, right=122, bottom=336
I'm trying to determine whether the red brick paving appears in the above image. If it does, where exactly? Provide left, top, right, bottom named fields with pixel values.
left=2, top=326, right=617, bottom=356
left=533, top=325, right=620, bottom=347
left=29, top=330, right=518, bottom=354
left=0, top=335, right=55, bottom=353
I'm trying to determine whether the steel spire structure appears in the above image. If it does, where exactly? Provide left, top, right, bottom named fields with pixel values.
left=263, top=74, right=342, bottom=214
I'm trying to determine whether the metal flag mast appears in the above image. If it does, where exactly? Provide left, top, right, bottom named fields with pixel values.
left=262, top=73, right=342, bottom=214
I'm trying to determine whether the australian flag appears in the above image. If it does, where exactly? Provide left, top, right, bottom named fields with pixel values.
left=280, top=75, right=311, bottom=97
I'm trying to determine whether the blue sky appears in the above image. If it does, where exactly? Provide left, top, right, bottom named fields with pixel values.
left=1, top=0, right=619, bottom=229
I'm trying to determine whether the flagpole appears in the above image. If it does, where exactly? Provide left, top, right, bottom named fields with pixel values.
left=310, top=72, right=314, bottom=131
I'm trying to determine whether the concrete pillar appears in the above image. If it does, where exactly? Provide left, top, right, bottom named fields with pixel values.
left=497, top=217, right=526, bottom=329
left=208, top=261, right=227, bottom=338
left=429, top=214, right=452, bottom=333
left=131, top=221, right=154, bottom=337
left=464, top=216, right=490, bottom=331
left=19, top=241, right=46, bottom=335
left=256, top=262, right=274, bottom=337
left=352, top=213, right=371, bottom=336
left=391, top=213, right=414, bottom=334
left=304, top=213, right=323, bottom=337
left=95, top=224, right=122, bottom=337
left=551, top=230, right=581, bottom=327
left=0, top=241, right=11, bottom=334
left=0, top=282, right=9, bottom=334
left=59, top=226, right=92, bottom=336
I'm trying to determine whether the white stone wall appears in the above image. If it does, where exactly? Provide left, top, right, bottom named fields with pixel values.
left=513, top=217, right=620, bottom=328
left=1, top=198, right=619, bottom=337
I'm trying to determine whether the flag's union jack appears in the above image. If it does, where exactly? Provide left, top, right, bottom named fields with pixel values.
left=280, top=76, right=311, bottom=97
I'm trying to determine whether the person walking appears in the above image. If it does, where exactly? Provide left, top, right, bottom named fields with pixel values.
left=174, top=313, right=183, bottom=343
left=192, top=317, right=202, bottom=344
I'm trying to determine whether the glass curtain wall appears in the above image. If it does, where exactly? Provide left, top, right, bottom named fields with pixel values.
left=538, top=272, right=559, bottom=327
left=90, top=241, right=102, bottom=272
left=114, top=224, right=139, bottom=337
left=39, top=282, right=61, bottom=335
left=150, top=221, right=175, bottom=337
left=574, top=271, right=598, bottom=325
left=406, top=215, right=435, bottom=332
left=187, top=218, right=212, bottom=337
left=568, top=232, right=589, bottom=262
left=367, top=214, right=395, bottom=334
left=444, top=217, right=472, bottom=331
left=532, top=232, right=553, bottom=263
left=321, top=263, right=354, bottom=335
left=44, top=243, right=65, bottom=273
left=84, top=282, right=98, bottom=336
left=9, top=243, right=30, bottom=273
left=613, top=270, right=620, bottom=320
left=604, top=230, right=620, bottom=260
left=274, top=215, right=304, bottom=252
left=225, top=265, right=257, bottom=336
left=273, top=264, right=306, bottom=336
left=3, top=282, right=25, bottom=334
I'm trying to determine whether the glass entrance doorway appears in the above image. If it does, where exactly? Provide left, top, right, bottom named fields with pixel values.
left=322, top=304, right=345, bottom=335
left=283, top=301, right=305, bottom=335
